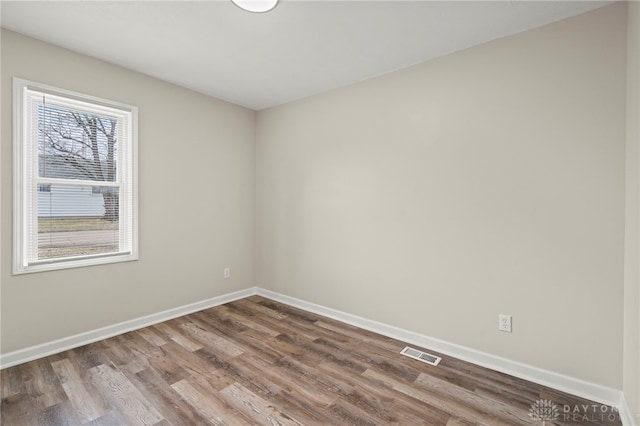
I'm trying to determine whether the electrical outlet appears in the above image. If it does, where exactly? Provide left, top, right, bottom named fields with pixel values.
left=223, top=268, right=230, bottom=279
left=499, top=314, right=512, bottom=333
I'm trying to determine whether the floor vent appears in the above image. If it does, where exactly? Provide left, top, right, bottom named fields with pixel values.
left=400, top=346, right=441, bottom=366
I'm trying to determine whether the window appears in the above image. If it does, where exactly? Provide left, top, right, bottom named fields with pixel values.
left=13, top=78, right=138, bottom=274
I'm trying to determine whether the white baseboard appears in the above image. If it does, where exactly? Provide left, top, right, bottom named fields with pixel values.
left=0, top=287, right=257, bottom=369
left=255, top=288, right=630, bottom=420
left=1, top=285, right=634, bottom=425
left=620, top=395, right=639, bottom=426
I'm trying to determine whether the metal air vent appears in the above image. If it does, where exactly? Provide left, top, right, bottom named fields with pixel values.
left=400, top=346, right=441, bottom=366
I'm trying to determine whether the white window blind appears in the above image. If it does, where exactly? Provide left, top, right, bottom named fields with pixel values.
left=13, top=78, right=138, bottom=274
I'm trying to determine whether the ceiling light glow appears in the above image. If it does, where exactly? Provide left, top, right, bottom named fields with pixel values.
left=231, top=0, right=278, bottom=13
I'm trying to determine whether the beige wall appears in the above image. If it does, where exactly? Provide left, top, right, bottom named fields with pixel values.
left=624, top=0, right=640, bottom=421
left=0, top=30, right=256, bottom=354
left=256, top=4, right=627, bottom=389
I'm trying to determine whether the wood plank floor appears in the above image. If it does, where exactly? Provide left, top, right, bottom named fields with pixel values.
left=1, top=296, right=623, bottom=425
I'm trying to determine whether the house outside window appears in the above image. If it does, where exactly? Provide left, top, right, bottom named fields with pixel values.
left=13, top=78, right=138, bottom=274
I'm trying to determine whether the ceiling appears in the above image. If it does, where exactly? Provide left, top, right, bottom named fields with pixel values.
left=1, top=0, right=613, bottom=110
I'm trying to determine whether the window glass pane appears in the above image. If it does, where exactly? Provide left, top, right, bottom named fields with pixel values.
left=39, top=103, right=118, bottom=182
left=38, top=183, right=119, bottom=260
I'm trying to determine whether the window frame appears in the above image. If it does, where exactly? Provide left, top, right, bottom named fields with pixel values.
left=13, top=78, right=138, bottom=274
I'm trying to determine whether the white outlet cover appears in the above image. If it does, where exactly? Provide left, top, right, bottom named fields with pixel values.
left=499, top=314, right=512, bottom=333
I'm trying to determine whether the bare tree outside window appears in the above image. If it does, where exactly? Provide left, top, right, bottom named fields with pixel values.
left=40, top=105, right=119, bottom=221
